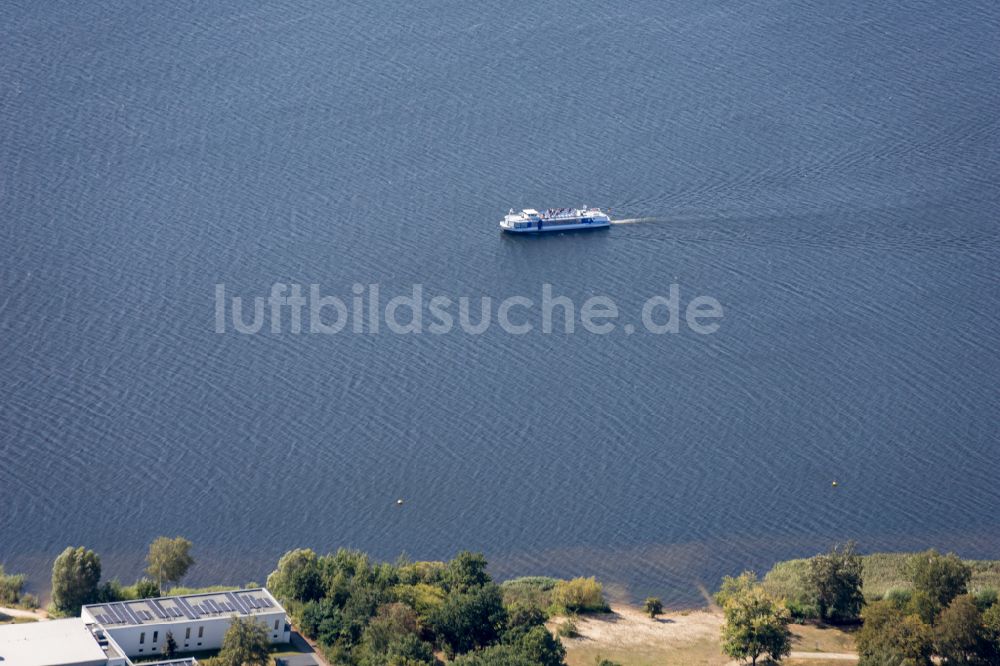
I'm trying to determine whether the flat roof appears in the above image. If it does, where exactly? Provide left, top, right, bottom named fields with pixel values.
left=0, top=617, right=107, bottom=666
left=83, top=587, right=282, bottom=628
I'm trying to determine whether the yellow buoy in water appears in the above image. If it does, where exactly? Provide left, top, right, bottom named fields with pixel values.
left=831, top=481, right=839, bottom=487
left=396, top=499, right=404, bottom=505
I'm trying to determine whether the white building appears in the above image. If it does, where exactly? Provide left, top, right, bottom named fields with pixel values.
left=0, top=588, right=290, bottom=666
left=0, top=618, right=109, bottom=666
left=82, top=588, right=290, bottom=658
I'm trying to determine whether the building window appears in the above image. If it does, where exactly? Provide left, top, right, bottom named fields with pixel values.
left=274, top=619, right=279, bottom=631
left=153, top=630, right=158, bottom=644
left=198, top=626, right=204, bottom=638
left=185, top=627, right=191, bottom=639
left=140, top=631, right=145, bottom=644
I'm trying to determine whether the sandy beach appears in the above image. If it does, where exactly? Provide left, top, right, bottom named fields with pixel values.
left=553, top=605, right=858, bottom=666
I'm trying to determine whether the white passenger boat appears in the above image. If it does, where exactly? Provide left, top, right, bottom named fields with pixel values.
left=500, top=206, right=611, bottom=233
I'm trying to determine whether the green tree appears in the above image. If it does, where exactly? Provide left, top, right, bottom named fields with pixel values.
left=430, top=582, right=507, bottom=656
left=907, top=590, right=945, bottom=625
left=162, top=630, right=178, bottom=658
left=716, top=571, right=759, bottom=607
left=934, top=595, right=988, bottom=665
left=856, top=599, right=932, bottom=666
left=95, top=579, right=124, bottom=603
left=51, top=546, right=102, bottom=615
left=356, top=602, right=424, bottom=659
left=451, top=626, right=566, bottom=666
left=907, top=550, right=971, bottom=620
left=0, top=565, right=26, bottom=605
left=359, top=632, right=435, bottom=666
left=807, top=541, right=865, bottom=622
left=508, top=624, right=566, bottom=666
left=643, top=597, right=663, bottom=619
left=213, top=616, right=271, bottom=666
left=452, top=644, right=534, bottom=666
left=505, top=603, right=547, bottom=637
left=720, top=584, right=792, bottom=666
left=444, top=551, right=491, bottom=592
left=267, top=548, right=323, bottom=602
left=146, top=536, right=194, bottom=589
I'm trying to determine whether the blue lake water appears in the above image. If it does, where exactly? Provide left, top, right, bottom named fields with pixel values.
left=2, top=0, right=999, bottom=604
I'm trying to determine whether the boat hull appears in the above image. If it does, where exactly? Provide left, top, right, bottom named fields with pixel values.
left=500, top=219, right=611, bottom=234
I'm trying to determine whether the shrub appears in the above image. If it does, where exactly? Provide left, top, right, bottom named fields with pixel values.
left=505, top=603, right=547, bottom=635
left=556, top=616, right=579, bottom=638
left=398, top=561, right=446, bottom=586
left=20, top=593, right=39, bottom=610
left=133, top=578, right=161, bottom=599
left=0, top=566, right=26, bottom=605
left=550, top=577, right=607, bottom=614
left=501, top=576, right=559, bottom=611
left=973, top=588, right=998, bottom=612
left=785, top=598, right=821, bottom=622
left=643, top=597, right=663, bottom=618
left=883, top=586, right=913, bottom=608
left=393, top=582, right=446, bottom=625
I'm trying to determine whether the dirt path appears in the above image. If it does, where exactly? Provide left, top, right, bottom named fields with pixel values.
left=788, top=652, right=858, bottom=661
left=0, top=605, right=49, bottom=621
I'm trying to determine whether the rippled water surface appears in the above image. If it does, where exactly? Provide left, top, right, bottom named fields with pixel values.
left=2, top=0, right=999, bottom=602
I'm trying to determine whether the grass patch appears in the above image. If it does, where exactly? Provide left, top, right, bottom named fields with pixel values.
left=501, top=576, right=560, bottom=610
left=563, top=640, right=726, bottom=666
left=790, top=623, right=858, bottom=653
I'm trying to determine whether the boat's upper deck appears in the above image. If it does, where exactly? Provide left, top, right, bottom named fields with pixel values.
left=504, top=206, right=606, bottom=222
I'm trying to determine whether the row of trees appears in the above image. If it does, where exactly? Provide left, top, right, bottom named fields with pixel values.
left=268, top=548, right=570, bottom=665
left=718, top=544, right=1000, bottom=666
left=856, top=551, right=1000, bottom=665
left=50, top=536, right=194, bottom=614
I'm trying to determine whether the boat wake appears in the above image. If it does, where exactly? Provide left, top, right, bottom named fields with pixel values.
left=610, top=217, right=659, bottom=225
